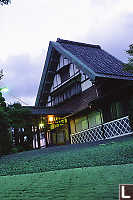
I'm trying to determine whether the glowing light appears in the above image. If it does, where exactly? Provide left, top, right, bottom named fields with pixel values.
left=39, top=123, right=44, bottom=128
left=48, top=115, right=54, bottom=124
left=0, top=87, right=8, bottom=93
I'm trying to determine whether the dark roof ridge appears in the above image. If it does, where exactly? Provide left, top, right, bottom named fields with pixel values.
left=56, top=38, right=101, bottom=49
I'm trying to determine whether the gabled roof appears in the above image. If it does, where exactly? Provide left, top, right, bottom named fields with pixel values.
left=53, top=38, right=133, bottom=80
left=35, top=38, right=133, bottom=106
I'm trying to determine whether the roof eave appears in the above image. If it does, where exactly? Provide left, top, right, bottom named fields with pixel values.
left=35, top=42, right=53, bottom=106
left=95, top=73, right=133, bottom=80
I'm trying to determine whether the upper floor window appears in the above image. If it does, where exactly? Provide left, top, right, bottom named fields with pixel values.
left=46, top=95, right=52, bottom=107
left=50, top=81, right=81, bottom=106
left=81, top=71, right=89, bottom=82
left=57, top=55, right=70, bottom=70
left=74, top=64, right=79, bottom=74
left=80, top=71, right=92, bottom=91
left=64, top=57, right=69, bottom=65
left=69, top=64, right=80, bottom=78
left=53, top=74, right=61, bottom=88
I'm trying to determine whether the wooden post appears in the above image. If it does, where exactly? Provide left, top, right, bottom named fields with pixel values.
left=50, top=131, right=53, bottom=145
left=20, top=128, right=24, bottom=147
left=56, top=130, right=58, bottom=145
left=32, top=125, right=36, bottom=149
left=36, top=127, right=40, bottom=149
left=67, top=118, right=72, bottom=144
left=45, top=131, right=48, bottom=148
left=14, top=128, right=19, bottom=146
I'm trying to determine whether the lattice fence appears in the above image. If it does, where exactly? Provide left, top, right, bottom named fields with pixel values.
left=71, top=116, right=132, bottom=144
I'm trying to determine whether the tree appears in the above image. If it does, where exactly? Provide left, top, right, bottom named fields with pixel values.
left=123, top=44, right=133, bottom=129
left=0, top=71, right=11, bottom=154
left=0, top=70, right=3, bottom=80
left=0, top=0, right=11, bottom=5
left=32, top=117, right=41, bottom=149
left=8, top=103, right=33, bottom=150
left=123, top=44, right=133, bottom=72
left=0, top=92, right=11, bottom=154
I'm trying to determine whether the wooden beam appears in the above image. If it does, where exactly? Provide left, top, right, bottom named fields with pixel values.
left=48, top=71, right=55, bottom=74
left=45, top=81, right=52, bottom=85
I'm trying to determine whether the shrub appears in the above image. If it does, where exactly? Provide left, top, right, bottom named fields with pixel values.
left=10, top=147, right=18, bottom=154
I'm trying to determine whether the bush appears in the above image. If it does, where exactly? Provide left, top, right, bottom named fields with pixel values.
left=10, top=145, right=24, bottom=154
left=10, top=147, right=18, bottom=154
left=17, top=145, right=24, bottom=152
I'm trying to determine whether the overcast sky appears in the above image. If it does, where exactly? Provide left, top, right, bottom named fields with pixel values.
left=0, top=0, right=133, bottom=105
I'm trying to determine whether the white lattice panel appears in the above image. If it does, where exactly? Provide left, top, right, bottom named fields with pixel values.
left=103, top=116, right=131, bottom=139
left=71, top=125, right=103, bottom=144
left=71, top=116, right=132, bottom=144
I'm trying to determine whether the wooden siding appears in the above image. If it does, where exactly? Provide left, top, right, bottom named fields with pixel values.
left=54, top=84, right=98, bottom=114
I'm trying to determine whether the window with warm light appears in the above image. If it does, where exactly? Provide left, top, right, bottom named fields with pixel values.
left=48, top=115, right=54, bottom=124
left=39, top=123, right=44, bottom=129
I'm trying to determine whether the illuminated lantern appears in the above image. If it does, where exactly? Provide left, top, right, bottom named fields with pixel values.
left=48, top=115, right=54, bottom=124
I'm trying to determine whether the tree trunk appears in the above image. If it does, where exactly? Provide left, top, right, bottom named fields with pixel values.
left=45, top=132, right=48, bottom=148
left=33, top=126, right=36, bottom=149
left=37, top=128, right=40, bottom=149
left=14, top=128, right=19, bottom=146
left=18, top=128, right=23, bottom=147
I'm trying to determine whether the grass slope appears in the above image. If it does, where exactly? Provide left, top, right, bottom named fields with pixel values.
left=0, top=136, right=133, bottom=176
left=0, top=164, right=133, bottom=200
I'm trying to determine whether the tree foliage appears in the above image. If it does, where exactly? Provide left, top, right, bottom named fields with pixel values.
left=123, top=44, right=133, bottom=72
left=0, top=69, right=3, bottom=80
left=0, top=0, right=11, bottom=5
left=0, top=98, right=34, bottom=154
left=123, top=44, right=133, bottom=129
left=8, top=103, right=33, bottom=150
left=0, top=93, right=11, bottom=154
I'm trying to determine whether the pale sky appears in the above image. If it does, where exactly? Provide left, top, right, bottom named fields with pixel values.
left=0, top=0, right=133, bottom=105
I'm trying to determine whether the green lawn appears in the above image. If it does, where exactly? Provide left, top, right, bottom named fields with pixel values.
left=0, top=137, right=133, bottom=176
left=0, top=164, right=133, bottom=200
left=0, top=136, right=133, bottom=199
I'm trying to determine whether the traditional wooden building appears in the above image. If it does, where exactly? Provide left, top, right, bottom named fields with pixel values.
left=34, top=38, right=133, bottom=146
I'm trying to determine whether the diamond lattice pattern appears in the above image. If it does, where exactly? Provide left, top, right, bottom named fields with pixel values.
left=71, top=116, right=132, bottom=144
